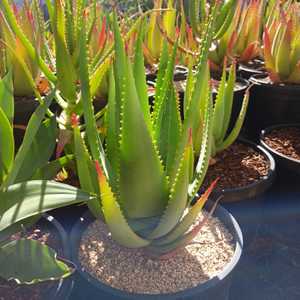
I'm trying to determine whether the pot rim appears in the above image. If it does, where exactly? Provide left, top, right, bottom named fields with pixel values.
left=42, top=214, right=74, bottom=300
left=219, top=138, right=276, bottom=196
left=260, top=123, right=300, bottom=165
left=238, top=62, right=265, bottom=74
left=70, top=204, right=243, bottom=299
left=249, top=74, right=300, bottom=90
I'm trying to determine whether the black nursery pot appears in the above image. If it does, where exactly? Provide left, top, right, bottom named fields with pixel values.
left=70, top=204, right=243, bottom=300
left=219, top=139, right=276, bottom=203
left=146, top=65, right=188, bottom=83
left=243, top=74, right=300, bottom=142
left=260, top=124, right=300, bottom=175
left=237, top=59, right=266, bottom=80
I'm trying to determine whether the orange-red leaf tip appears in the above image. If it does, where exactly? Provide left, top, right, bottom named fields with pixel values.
left=71, top=113, right=79, bottom=128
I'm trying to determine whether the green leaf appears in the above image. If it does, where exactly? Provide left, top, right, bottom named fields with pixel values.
left=119, top=55, right=167, bottom=218
left=95, top=162, right=149, bottom=248
left=133, top=22, right=152, bottom=134
left=0, top=180, right=94, bottom=232
left=153, top=40, right=178, bottom=145
left=156, top=86, right=181, bottom=177
left=148, top=132, right=193, bottom=239
left=219, top=63, right=236, bottom=143
left=2, top=92, right=54, bottom=188
left=0, top=107, right=14, bottom=185
left=189, top=90, right=213, bottom=199
left=113, top=15, right=167, bottom=218
left=217, top=89, right=249, bottom=152
left=0, top=70, right=14, bottom=124
left=78, top=15, right=107, bottom=168
left=152, top=41, right=169, bottom=123
left=53, top=0, right=77, bottom=103
left=212, top=63, right=227, bottom=144
left=90, top=57, right=111, bottom=98
left=214, top=0, right=236, bottom=40
left=74, top=126, right=102, bottom=217
left=15, top=117, right=58, bottom=183
left=106, top=68, right=119, bottom=187
left=32, top=155, right=74, bottom=180
left=0, top=239, right=73, bottom=284
left=152, top=180, right=216, bottom=246
left=184, top=61, right=195, bottom=117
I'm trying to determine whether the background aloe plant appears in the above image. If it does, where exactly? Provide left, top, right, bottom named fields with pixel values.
left=227, top=0, right=264, bottom=64
left=0, top=70, right=93, bottom=284
left=208, top=0, right=264, bottom=72
left=0, top=0, right=44, bottom=97
left=210, top=63, right=250, bottom=157
left=144, top=0, right=176, bottom=65
left=263, top=1, right=300, bottom=83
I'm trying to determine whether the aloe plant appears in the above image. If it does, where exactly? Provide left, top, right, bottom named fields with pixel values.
left=227, top=0, right=264, bottom=64
left=210, top=63, right=250, bottom=157
left=187, top=0, right=237, bottom=41
left=144, top=0, right=176, bottom=65
left=209, top=0, right=263, bottom=71
left=263, top=1, right=300, bottom=83
left=0, top=71, right=93, bottom=284
left=0, top=0, right=44, bottom=97
left=71, top=5, right=221, bottom=256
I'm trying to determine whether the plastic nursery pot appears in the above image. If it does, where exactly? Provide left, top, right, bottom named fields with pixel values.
left=70, top=203, right=243, bottom=300
left=219, top=139, right=276, bottom=203
left=243, top=74, right=300, bottom=142
left=237, top=58, right=266, bottom=80
left=4, top=214, right=74, bottom=300
left=146, top=65, right=188, bottom=83
left=260, top=124, right=300, bottom=175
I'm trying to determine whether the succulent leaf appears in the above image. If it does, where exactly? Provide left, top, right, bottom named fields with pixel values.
left=152, top=179, right=217, bottom=246
left=0, top=107, right=14, bottom=185
left=217, top=88, right=249, bottom=152
left=148, top=131, right=193, bottom=239
left=95, top=161, right=150, bottom=248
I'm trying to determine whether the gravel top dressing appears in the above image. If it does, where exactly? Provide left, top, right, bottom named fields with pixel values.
left=204, top=142, right=270, bottom=190
left=79, top=212, right=234, bottom=294
left=263, top=127, right=300, bottom=161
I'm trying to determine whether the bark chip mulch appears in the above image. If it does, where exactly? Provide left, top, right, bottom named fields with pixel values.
left=263, top=127, right=300, bottom=161
left=204, top=142, right=270, bottom=190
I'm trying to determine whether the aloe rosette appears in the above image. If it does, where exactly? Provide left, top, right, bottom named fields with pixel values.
left=144, top=0, right=176, bottom=65
left=263, top=2, right=300, bottom=83
left=209, top=0, right=263, bottom=70
left=71, top=4, right=222, bottom=256
left=210, top=62, right=250, bottom=157
left=0, top=1, right=44, bottom=97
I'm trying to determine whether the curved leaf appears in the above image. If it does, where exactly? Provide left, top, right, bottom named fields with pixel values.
left=0, top=239, right=74, bottom=284
left=217, top=88, right=249, bottom=152
left=0, top=107, right=14, bottom=185
left=95, top=162, right=149, bottom=248
left=0, top=181, right=94, bottom=232
left=148, top=132, right=193, bottom=239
